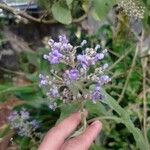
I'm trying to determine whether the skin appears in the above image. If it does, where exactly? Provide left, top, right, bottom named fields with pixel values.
left=39, top=111, right=102, bottom=150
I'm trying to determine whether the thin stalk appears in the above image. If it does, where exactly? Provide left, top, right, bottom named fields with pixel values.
left=140, top=33, right=149, bottom=145
left=138, top=30, right=149, bottom=145
left=50, top=72, right=63, bottom=81
left=108, top=48, right=132, bottom=71
left=67, top=101, right=87, bottom=139
left=141, top=57, right=148, bottom=142
left=118, top=45, right=139, bottom=103
left=80, top=101, right=87, bottom=131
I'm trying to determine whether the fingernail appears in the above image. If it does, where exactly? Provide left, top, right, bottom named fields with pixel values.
left=91, top=120, right=101, bottom=126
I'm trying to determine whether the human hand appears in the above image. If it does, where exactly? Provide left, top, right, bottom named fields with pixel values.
left=39, top=111, right=102, bottom=150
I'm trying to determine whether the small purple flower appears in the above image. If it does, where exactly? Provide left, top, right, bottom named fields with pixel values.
left=48, top=39, right=54, bottom=47
left=52, top=42, right=62, bottom=51
left=49, top=102, right=57, bottom=111
left=61, top=43, right=68, bottom=49
left=91, top=86, right=105, bottom=103
left=77, top=52, right=105, bottom=69
left=102, top=49, right=108, bottom=54
left=59, top=35, right=68, bottom=44
left=60, top=43, right=73, bottom=51
left=30, top=120, right=39, bottom=131
left=102, top=63, right=109, bottom=70
left=99, top=75, right=111, bottom=85
left=8, top=111, right=19, bottom=124
left=20, top=108, right=30, bottom=120
left=81, top=40, right=87, bottom=47
left=47, top=86, right=59, bottom=98
left=45, top=50, right=63, bottom=64
left=39, top=74, right=48, bottom=87
left=77, top=55, right=89, bottom=69
left=95, top=53, right=104, bottom=61
left=95, top=44, right=100, bottom=50
left=68, top=69, right=79, bottom=80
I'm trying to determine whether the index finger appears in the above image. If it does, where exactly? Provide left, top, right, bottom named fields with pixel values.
left=61, top=120, right=102, bottom=150
left=39, top=110, right=88, bottom=150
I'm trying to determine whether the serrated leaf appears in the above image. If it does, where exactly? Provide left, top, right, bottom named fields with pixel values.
left=52, top=2, right=72, bottom=24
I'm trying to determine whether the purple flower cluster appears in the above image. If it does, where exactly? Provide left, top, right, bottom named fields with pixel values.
left=39, top=35, right=111, bottom=109
left=8, top=108, right=39, bottom=137
left=77, top=47, right=106, bottom=69
left=43, top=35, right=73, bottom=64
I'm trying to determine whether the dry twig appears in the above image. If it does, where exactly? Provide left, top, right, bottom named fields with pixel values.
left=117, top=44, right=139, bottom=103
left=0, top=3, right=87, bottom=24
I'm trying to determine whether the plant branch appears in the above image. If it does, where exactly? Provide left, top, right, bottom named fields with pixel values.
left=0, top=3, right=87, bottom=24
left=108, top=48, right=133, bottom=71
left=0, top=66, right=25, bottom=76
left=118, top=45, right=139, bottom=103
left=141, top=57, right=148, bottom=141
left=0, top=3, right=55, bottom=24
left=139, top=31, right=149, bottom=143
left=80, top=101, right=87, bottom=131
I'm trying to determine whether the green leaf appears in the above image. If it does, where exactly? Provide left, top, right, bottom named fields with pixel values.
left=85, top=100, right=109, bottom=116
left=52, top=2, right=72, bottom=24
left=66, top=0, right=73, bottom=7
left=16, top=92, right=46, bottom=108
left=0, top=85, right=10, bottom=91
left=82, top=0, right=89, bottom=12
left=93, top=0, right=115, bottom=20
left=101, top=89, right=149, bottom=150
left=0, top=84, right=38, bottom=96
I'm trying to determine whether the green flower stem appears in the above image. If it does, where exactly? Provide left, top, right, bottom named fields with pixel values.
left=67, top=101, right=87, bottom=139
left=80, top=101, right=87, bottom=132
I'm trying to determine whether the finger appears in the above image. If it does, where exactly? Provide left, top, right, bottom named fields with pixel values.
left=39, top=110, right=88, bottom=150
left=61, top=120, right=102, bottom=150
